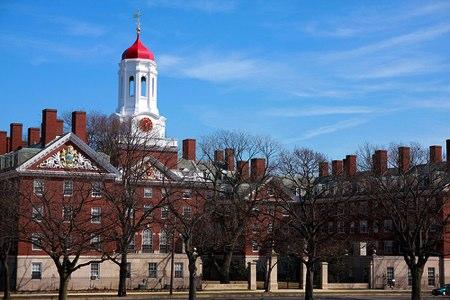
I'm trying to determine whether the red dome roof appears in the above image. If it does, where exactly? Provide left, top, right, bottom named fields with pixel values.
left=121, top=33, right=155, bottom=61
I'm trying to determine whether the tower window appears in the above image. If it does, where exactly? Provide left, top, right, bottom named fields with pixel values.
left=141, top=76, right=147, bottom=96
left=129, top=76, right=135, bottom=97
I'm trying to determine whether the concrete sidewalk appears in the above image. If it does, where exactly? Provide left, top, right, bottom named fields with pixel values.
left=9, top=289, right=418, bottom=299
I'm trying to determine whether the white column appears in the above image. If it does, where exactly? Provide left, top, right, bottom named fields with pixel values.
left=320, top=262, right=328, bottom=290
left=248, top=261, right=257, bottom=290
left=268, top=253, right=278, bottom=291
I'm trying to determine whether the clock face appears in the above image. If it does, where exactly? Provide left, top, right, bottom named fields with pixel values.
left=139, top=117, right=153, bottom=132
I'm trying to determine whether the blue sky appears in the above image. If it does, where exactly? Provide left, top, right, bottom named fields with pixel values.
left=0, top=0, right=449, bottom=159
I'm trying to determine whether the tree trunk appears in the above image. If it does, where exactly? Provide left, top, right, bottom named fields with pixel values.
left=117, top=252, right=128, bottom=297
left=1, top=258, right=10, bottom=300
left=58, top=274, right=70, bottom=300
left=219, top=251, right=233, bottom=284
left=265, top=254, right=273, bottom=292
left=304, top=264, right=314, bottom=300
left=410, top=265, right=423, bottom=300
left=188, top=255, right=197, bottom=300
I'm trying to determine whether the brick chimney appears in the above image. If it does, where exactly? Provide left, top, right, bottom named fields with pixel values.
left=225, top=148, right=235, bottom=171
left=71, top=111, right=87, bottom=142
left=374, top=150, right=388, bottom=175
left=345, top=155, right=357, bottom=177
left=56, top=119, right=64, bottom=136
left=237, top=160, right=250, bottom=180
left=214, top=149, right=224, bottom=163
left=319, top=161, right=329, bottom=177
left=0, top=131, right=7, bottom=155
left=447, top=139, right=450, bottom=171
left=41, top=109, right=58, bottom=145
left=182, top=139, right=196, bottom=160
left=28, top=128, right=40, bottom=146
left=429, top=145, right=442, bottom=164
left=331, top=160, right=343, bottom=176
left=10, top=123, right=23, bottom=151
left=250, top=158, right=266, bottom=181
left=398, top=147, right=410, bottom=173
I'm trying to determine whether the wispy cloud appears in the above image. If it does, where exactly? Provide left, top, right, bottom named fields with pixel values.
left=148, top=0, right=236, bottom=13
left=299, top=118, right=369, bottom=140
left=354, top=58, right=449, bottom=79
left=51, top=16, right=107, bottom=37
left=325, top=23, right=450, bottom=60
left=261, top=106, right=374, bottom=117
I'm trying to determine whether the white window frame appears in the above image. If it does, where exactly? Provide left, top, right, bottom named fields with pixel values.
left=32, top=205, right=44, bottom=222
left=91, top=182, right=102, bottom=198
left=63, top=180, right=73, bottom=197
left=161, top=206, right=169, bottom=219
left=148, top=262, right=157, bottom=278
left=143, top=187, right=153, bottom=198
left=174, top=262, right=183, bottom=278
left=31, top=233, right=42, bottom=251
left=90, top=262, right=100, bottom=279
left=91, top=207, right=101, bottom=224
left=33, top=179, right=44, bottom=196
left=31, top=262, right=42, bottom=279
left=142, top=229, right=153, bottom=253
left=182, top=189, right=192, bottom=199
left=62, top=206, right=73, bottom=222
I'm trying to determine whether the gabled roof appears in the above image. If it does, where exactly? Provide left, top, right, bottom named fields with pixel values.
left=16, top=133, right=119, bottom=177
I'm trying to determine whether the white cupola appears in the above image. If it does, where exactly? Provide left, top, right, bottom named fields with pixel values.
left=116, top=22, right=168, bottom=141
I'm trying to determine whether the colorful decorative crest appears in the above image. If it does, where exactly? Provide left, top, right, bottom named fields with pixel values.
left=39, top=145, right=98, bottom=170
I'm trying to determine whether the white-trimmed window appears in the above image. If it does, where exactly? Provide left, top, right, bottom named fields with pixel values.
left=91, top=207, right=101, bottom=223
left=428, top=267, right=436, bottom=286
left=360, top=220, right=368, bottom=234
left=141, top=76, right=147, bottom=97
left=33, top=179, right=44, bottom=196
left=386, top=267, right=394, bottom=281
left=142, top=229, right=153, bottom=253
left=90, top=263, right=100, bottom=279
left=62, top=206, right=73, bottom=222
left=148, top=262, right=157, bottom=278
left=91, top=182, right=102, bottom=197
left=63, top=180, right=73, bottom=196
left=126, top=262, right=131, bottom=278
left=161, top=206, right=169, bottom=219
left=31, top=233, right=42, bottom=251
left=129, top=76, right=135, bottom=97
left=32, top=205, right=44, bottom=222
left=90, top=234, right=101, bottom=250
left=183, top=206, right=192, bottom=219
left=174, top=262, right=183, bottom=278
left=31, top=262, right=42, bottom=279
left=144, top=188, right=153, bottom=198
left=182, top=189, right=192, bottom=199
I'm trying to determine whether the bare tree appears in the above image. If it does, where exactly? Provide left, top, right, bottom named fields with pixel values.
left=18, top=178, right=115, bottom=300
left=196, top=130, right=279, bottom=283
left=274, top=147, right=353, bottom=300
left=87, top=114, right=176, bottom=297
left=0, top=179, right=19, bottom=300
left=164, top=184, right=211, bottom=300
left=361, top=144, right=450, bottom=300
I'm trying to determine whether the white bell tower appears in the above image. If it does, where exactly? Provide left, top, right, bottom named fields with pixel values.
left=116, top=15, right=174, bottom=148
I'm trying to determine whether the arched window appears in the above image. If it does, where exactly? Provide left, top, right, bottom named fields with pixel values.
left=141, top=76, right=147, bottom=96
left=129, top=76, right=135, bottom=97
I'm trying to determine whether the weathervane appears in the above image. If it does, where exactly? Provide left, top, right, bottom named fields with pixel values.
left=133, top=10, right=142, bottom=35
